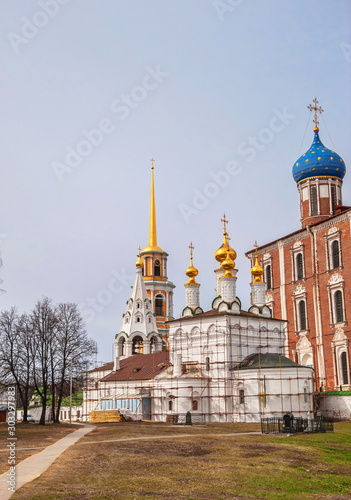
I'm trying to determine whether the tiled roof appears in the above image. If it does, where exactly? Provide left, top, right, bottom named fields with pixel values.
left=232, top=353, right=302, bottom=370
left=100, top=351, right=170, bottom=382
left=88, top=361, right=114, bottom=373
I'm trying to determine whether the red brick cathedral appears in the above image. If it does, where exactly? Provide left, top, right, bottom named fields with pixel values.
left=247, top=100, right=350, bottom=412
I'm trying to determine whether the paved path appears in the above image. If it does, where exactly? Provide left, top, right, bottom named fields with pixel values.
left=0, top=424, right=96, bottom=500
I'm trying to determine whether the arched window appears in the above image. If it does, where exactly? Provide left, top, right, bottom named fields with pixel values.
left=298, top=300, right=307, bottom=331
left=331, top=185, right=337, bottom=211
left=310, top=186, right=318, bottom=216
left=132, top=336, right=144, bottom=354
left=168, top=400, right=173, bottom=411
left=150, top=336, right=157, bottom=353
left=192, top=400, right=198, bottom=411
left=265, top=265, right=272, bottom=290
left=296, top=253, right=304, bottom=280
left=334, top=290, right=344, bottom=323
left=155, top=295, right=163, bottom=316
left=239, top=389, right=245, bottom=405
left=331, top=240, right=340, bottom=269
left=154, top=259, right=161, bottom=277
left=205, top=356, right=210, bottom=372
left=118, top=338, right=125, bottom=356
left=341, top=352, right=349, bottom=385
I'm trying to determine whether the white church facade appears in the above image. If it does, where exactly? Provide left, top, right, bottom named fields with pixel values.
left=83, top=162, right=314, bottom=423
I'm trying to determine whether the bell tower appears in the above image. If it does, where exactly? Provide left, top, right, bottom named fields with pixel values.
left=140, top=159, right=175, bottom=347
left=292, top=99, right=346, bottom=228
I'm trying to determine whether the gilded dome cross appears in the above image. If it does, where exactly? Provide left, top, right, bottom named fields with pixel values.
left=307, top=98, right=324, bottom=129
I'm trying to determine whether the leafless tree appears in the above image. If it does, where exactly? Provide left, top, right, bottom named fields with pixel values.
left=0, top=309, right=33, bottom=422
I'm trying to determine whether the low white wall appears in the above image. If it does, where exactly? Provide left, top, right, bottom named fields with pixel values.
left=319, top=395, right=351, bottom=420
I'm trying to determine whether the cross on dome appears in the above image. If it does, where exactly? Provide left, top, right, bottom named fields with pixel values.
left=150, top=157, right=155, bottom=169
left=188, top=242, right=194, bottom=260
left=307, top=98, right=324, bottom=130
left=221, top=214, right=228, bottom=234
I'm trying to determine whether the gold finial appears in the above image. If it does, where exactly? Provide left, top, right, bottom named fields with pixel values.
left=215, top=215, right=236, bottom=265
left=220, top=249, right=235, bottom=278
left=251, top=241, right=264, bottom=283
left=136, top=247, right=143, bottom=268
left=221, top=213, right=228, bottom=234
left=307, top=98, right=324, bottom=132
left=143, top=159, right=163, bottom=252
left=185, top=242, right=199, bottom=285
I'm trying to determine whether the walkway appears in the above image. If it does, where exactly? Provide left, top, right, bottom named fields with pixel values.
left=0, top=424, right=96, bottom=500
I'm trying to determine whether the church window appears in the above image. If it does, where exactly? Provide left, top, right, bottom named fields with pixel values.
left=136, top=317, right=140, bottom=323
left=205, top=356, right=210, bottom=372
left=155, top=295, right=163, bottom=316
left=331, top=185, right=337, bottom=211
left=331, top=240, right=340, bottom=269
left=136, top=300, right=141, bottom=309
left=118, top=338, right=126, bottom=356
left=192, top=400, right=198, bottom=411
left=265, top=265, right=272, bottom=290
left=296, top=253, right=304, bottom=281
left=310, top=186, right=318, bottom=216
left=298, top=300, right=307, bottom=331
left=239, top=389, right=245, bottom=405
left=168, top=400, right=173, bottom=411
left=148, top=317, right=152, bottom=323
left=154, top=259, right=161, bottom=277
left=132, top=336, right=144, bottom=354
left=303, top=388, right=308, bottom=403
left=334, top=290, right=344, bottom=323
left=341, top=352, right=349, bottom=385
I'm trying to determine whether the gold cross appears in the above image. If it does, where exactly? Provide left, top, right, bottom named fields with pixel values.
left=189, top=242, right=194, bottom=260
left=137, top=246, right=142, bottom=257
left=307, top=98, right=324, bottom=128
left=221, top=214, right=228, bottom=233
left=253, top=240, right=259, bottom=256
left=150, top=158, right=155, bottom=169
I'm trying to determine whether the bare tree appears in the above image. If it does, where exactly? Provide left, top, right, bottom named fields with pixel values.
left=30, top=298, right=58, bottom=425
left=0, top=309, right=33, bottom=422
left=53, top=302, right=96, bottom=423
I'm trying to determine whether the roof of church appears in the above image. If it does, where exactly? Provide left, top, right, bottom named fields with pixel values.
left=100, top=351, right=170, bottom=382
left=292, top=130, right=346, bottom=183
left=169, top=308, right=286, bottom=322
left=232, top=353, right=303, bottom=370
left=88, top=361, right=114, bottom=373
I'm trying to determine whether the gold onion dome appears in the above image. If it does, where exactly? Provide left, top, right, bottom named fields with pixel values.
left=214, top=233, right=237, bottom=264
left=220, top=251, right=235, bottom=278
left=136, top=249, right=143, bottom=269
left=185, top=242, right=199, bottom=285
left=251, top=256, right=264, bottom=283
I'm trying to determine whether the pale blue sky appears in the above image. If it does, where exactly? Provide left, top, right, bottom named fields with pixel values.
left=1, top=0, right=350, bottom=362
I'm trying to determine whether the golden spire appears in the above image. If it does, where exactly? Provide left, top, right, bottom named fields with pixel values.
left=307, top=98, right=324, bottom=132
left=214, top=214, right=237, bottom=265
left=185, top=242, right=199, bottom=285
left=143, top=158, right=163, bottom=252
left=251, top=241, right=264, bottom=283
left=136, top=247, right=143, bottom=269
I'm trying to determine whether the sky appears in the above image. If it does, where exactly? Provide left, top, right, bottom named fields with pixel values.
left=1, top=0, right=350, bottom=363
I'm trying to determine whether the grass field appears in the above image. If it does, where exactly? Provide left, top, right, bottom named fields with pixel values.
left=0, top=422, right=79, bottom=475
left=6, top=421, right=351, bottom=499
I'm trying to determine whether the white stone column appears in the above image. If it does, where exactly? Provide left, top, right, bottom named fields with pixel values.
left=250, top=282, right=266, bottom=307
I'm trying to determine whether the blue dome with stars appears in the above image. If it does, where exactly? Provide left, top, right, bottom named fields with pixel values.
left=292, top=128, right=346, bottom=183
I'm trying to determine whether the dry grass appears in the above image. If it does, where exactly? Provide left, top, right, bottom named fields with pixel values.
left=8, top=421, right=351, bottom=499
left=0, top=422, right=80, bottom=474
